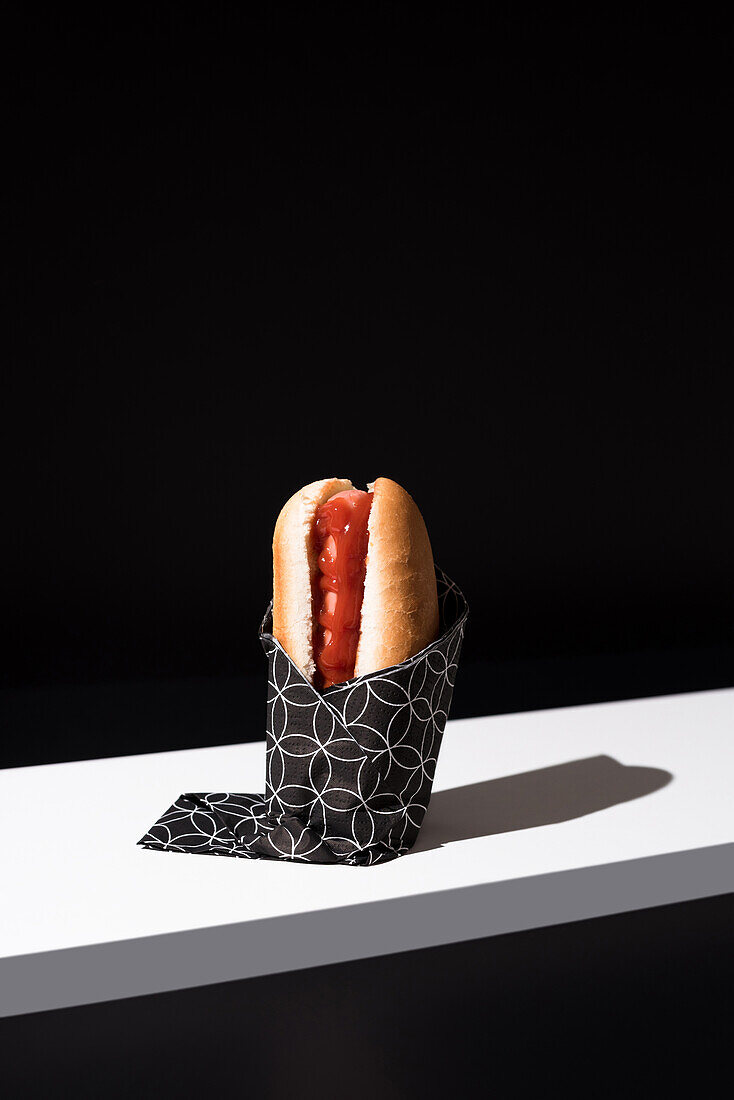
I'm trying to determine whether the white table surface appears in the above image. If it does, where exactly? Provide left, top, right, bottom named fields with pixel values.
left=1, top=687, right=732, bottom=1018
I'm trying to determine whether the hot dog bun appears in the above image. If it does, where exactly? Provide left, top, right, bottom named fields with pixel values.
left=272, top=476, right=439, bottom=685
left=354, top=477, right=439, bottom=678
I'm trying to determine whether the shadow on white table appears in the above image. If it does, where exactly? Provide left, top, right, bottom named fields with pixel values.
left=413, top=755, right=672, bottom=854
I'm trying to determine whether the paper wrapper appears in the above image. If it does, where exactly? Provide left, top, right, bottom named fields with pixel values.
left=139, top=568, right=468, bottom=865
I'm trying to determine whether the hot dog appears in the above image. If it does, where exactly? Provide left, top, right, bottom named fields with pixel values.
left=272, top=477, right=439, bottom=688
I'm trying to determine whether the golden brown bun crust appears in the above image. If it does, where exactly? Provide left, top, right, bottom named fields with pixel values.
left=354, top=477, right=439, bottom=677
left=272, top=477, right=353, bottom=681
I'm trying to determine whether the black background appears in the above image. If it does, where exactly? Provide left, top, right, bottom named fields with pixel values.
left=4, top=7, right=733, bottom=756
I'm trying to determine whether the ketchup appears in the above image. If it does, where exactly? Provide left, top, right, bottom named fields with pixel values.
left=313, top=489, right=372, bottom=689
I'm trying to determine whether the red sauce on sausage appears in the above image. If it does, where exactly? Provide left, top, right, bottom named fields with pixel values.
left=313, top=489, right=372, bottom=689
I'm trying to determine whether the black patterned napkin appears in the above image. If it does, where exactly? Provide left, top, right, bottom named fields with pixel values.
left=139, top=568, right=468, bottom=865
